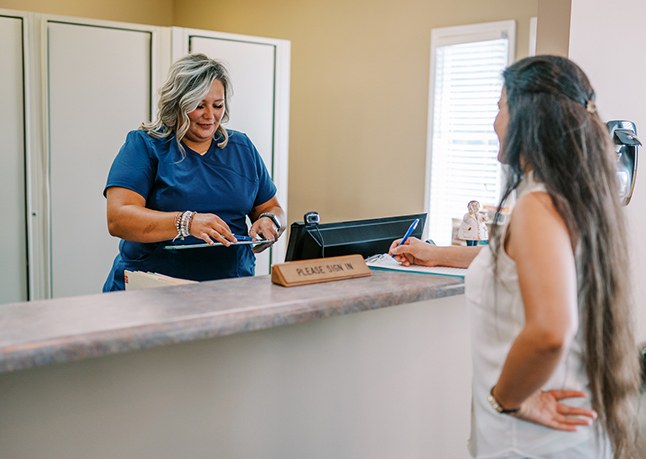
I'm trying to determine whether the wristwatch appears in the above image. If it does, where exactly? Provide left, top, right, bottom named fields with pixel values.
left=259, top=212, right=281, bottom=231
left=488, top=386, right=520, bottom=415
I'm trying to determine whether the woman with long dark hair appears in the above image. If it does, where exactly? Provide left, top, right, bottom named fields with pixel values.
left=391, top=55, right=641, bottom=457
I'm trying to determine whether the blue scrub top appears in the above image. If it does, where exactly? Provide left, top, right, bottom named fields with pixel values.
left=102, top=129, right=277, bottom=291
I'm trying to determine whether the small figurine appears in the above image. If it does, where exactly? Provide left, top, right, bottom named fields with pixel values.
left=457, top=200, right=488, bottom=246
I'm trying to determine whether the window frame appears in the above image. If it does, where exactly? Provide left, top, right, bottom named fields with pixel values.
left=424, top=20, right=516, bottom=244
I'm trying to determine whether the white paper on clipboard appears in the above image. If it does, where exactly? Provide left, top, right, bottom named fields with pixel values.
left=365, top=253, right=467, bottom=278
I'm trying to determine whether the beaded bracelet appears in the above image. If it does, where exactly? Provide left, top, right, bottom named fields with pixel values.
left=174, top=212, right=183, bottom=239
left=182, top=211, right=195, bottom=237
left=186, top=211, right=196, bottom=236
left=173, top=210, right=196, bottom=241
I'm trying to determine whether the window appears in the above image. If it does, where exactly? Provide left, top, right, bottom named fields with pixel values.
left=425, top=21, right=515, bottom=245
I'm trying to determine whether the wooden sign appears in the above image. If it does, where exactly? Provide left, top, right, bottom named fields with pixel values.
left=271, top=254, right=372, bottom=287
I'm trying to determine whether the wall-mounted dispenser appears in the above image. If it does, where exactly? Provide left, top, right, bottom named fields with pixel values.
left=608, top=120, right=641, bottom=206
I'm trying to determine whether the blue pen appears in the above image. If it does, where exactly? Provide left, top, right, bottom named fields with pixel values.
left=233, top=234, right=254, bottom=241
left=397, top=218, right=420, bottom=247
left=391, top=218, right=420, bottom=259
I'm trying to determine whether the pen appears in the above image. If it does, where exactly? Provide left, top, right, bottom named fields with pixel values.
left=397, top=218, right=420, bottom=247
left=233, top=235, right=255, bottom=241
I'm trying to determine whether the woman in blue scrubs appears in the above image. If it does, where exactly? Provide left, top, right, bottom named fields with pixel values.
left=103, top=53, right=285, bottom=291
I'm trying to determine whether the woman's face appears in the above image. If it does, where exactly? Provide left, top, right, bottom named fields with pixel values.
left=184, top=79, right=226, bottom=152
left=494, top=86, right=509, bottom=163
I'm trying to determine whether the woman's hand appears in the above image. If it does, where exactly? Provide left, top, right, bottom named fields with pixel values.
left=189, top=212, right=236, bottom=246
left=389, top=237, right=440, bottom=267
left=389, top=237, right=481, bottom=268
left=513, top=389, right=597, bottom=431
left=248, top=197, right=285, bottom=250
left=248, top=217, right=281, bottom=254
left=250, top=216, right=280, bottom=243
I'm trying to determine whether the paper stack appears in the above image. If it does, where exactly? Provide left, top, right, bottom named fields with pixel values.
left=124, top=270, right=197, bottom=290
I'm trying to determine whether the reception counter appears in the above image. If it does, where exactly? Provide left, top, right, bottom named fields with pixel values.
left=0, top=270, right=472, bottom=458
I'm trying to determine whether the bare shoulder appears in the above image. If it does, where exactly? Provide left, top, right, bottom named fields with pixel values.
left=507, top=190, right=571, bottom=258
left=512, top=190, right=564, bottom=225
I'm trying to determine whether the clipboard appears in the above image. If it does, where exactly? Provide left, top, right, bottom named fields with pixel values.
left=164, top=239, right=274, bottom=250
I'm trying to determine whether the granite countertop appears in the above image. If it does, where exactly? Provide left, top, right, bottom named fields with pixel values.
left=0, top=270, right=464, bottom=374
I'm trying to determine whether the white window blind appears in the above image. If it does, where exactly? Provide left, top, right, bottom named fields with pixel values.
left=425, top=21, right=515, bottom=245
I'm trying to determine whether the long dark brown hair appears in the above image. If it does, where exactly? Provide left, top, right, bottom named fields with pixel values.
left=494, top=55, right=641, bottom=457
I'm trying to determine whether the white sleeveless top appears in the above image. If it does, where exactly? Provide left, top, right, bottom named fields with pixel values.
left=464, top=179, right=611, bottom=458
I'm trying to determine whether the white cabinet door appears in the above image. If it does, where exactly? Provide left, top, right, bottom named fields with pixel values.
left=175, top=30, right=290, bottom=275
left=189, top=36, right=275, bottom=276
left=47, top=21, right=153, bottom=298
left=0, top=15, right=28, bottom=304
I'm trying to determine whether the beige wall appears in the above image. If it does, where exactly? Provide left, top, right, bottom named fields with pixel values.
left=535, top=0, right=571, bottom=56
left=0, top=0, right=173, bottom=25
left=174, top=0, right=538, bottom=224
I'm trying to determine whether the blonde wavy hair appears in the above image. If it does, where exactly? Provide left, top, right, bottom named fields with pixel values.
left=141, top=53, right=232, bottom=156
